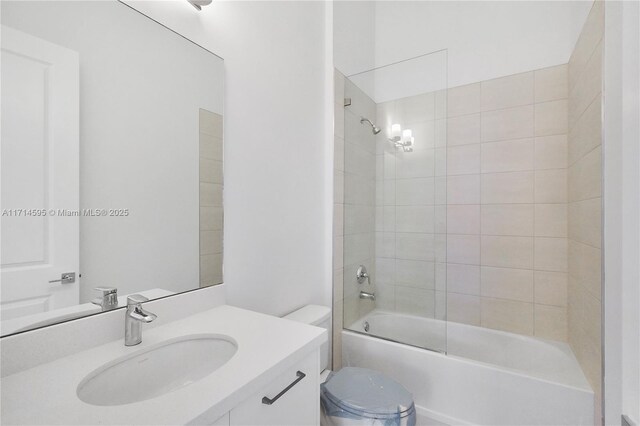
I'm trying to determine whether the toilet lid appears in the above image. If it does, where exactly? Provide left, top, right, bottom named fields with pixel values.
left=321, top=367, right=414, bottom=417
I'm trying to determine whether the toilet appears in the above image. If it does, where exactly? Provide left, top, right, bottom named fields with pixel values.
left=284, top=305, right=417, bottom=426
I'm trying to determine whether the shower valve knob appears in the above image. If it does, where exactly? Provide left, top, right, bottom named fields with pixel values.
left=356, top=265, right=370, bottom=285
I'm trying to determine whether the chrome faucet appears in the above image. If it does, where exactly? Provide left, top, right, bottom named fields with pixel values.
left=125, top=294, right=157, bottom=346
left=91, top=287, right=118, bottom=311
left=356, top=265, right=370, bottom=285
left=359, top=291, right=376, bottom=301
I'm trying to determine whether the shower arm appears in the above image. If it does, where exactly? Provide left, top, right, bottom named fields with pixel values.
left=360, top=117, right=381, bottom=135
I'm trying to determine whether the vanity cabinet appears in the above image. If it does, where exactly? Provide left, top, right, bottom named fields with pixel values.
left=228, top=351, right=320, bottom=426
left=0, top=303, right=327, bottom=426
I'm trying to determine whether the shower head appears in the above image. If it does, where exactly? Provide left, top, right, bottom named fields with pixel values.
left=360, top=117, right=381, bottom=135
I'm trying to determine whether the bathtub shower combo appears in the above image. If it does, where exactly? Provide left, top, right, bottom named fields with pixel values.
left=336, top=49, right=595, bottom=425
left=342, top=312, right=592, bottom=425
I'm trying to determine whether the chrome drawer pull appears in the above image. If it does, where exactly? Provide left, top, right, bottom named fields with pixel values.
left=261, top=371, right=306, bottom=405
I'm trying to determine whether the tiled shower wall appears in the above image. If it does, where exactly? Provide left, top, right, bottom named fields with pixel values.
left=375, top=65, right=570, bottom=341
left=332, top=70, right=376, bottom=370
left=336, top=65, right=570, bottom=349
left=199, top=109, right=224, bottom=287
left=444, top=66, right=569, bottom=340
left=567, top=0, right=603, bottom=420
left=374, top=92, right=448, bottom=324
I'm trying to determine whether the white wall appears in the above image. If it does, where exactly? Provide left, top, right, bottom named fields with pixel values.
left=374, top=1, right=593, bottom=88
left=603, top=1, right=640, bottom=424
left=125, top=0, right=331, bottom=316
left=333, top=1, right=375, bottom=77
left=619, top=3, right=640, bottom=420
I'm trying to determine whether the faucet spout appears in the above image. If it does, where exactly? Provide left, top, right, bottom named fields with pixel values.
left=359, top=291, right=376, bottom=301
left=129, top=305, right=157, bottom=323
left=125, top=295, right=157, bottom=346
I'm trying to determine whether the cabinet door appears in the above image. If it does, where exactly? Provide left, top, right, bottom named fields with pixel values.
left=230, top=351, right=320, bottom=426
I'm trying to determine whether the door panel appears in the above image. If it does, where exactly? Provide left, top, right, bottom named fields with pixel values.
left=1, top=26, right=79, bottom=321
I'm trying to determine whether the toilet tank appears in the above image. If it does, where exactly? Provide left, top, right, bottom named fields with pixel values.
left=283, top=305, right=332, bottom=372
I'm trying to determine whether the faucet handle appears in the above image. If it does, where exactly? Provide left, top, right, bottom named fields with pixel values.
left=94, top=286, right=117, bottom=296
left=127, top=294, right=149, bottom=306
left=356, top=265, right=370, bottom=285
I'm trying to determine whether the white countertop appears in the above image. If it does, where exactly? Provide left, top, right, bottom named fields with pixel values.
left=0, top=305, right=327, bottom=425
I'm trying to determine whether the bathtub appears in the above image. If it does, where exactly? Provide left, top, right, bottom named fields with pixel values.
left=342, top=310, right=594, bottom=426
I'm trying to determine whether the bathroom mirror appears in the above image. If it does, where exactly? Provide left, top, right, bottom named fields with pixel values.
left=0, top=0, right=224, bottom=337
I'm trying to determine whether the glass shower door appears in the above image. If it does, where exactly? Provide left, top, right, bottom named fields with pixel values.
left=340, top=50, right=448, bottom=354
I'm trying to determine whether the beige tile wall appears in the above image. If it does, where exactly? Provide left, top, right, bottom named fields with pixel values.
left=567, top=1, right=603, bottom=422
left=332, top=70, right=377, bottom=369
left=373, top=66, right=569, bottom=341
left=374, top=89, right=448, bottom=347
left=343, top=76, right=377, bottom=327
left=199, top=109, right=224, bottom=287
left=443, top=65, right=569, bottom=341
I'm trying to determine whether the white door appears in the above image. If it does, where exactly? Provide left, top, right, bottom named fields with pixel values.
left=0, top=26, right=79, bottom=321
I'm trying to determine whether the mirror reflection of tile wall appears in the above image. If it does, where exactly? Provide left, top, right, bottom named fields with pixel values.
left=199, top=109, right=224, bottom=287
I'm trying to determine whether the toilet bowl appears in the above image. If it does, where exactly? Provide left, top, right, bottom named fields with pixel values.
left=284, top=305, right=417, bottom=426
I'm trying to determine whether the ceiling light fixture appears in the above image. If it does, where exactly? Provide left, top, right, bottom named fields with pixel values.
left=187, top=0, right=212, bottom=11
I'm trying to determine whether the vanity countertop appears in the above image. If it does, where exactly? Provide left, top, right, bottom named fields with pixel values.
left=0, top=305, right=327, bottom=425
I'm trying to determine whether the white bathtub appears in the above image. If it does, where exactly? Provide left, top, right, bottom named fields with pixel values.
left=343, top=310, right=594, bottom=426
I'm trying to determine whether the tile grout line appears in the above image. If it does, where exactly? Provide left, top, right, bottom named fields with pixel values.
left=533, top=73, right=538, bottom=337
left=567, top=32, right=603, bottom=97
left=479, top=83, right=484, bottom=328
left=567, top=85, right=602, bottom=136
left=447, top=97, right=568, bottom=120
left=566, top=140, right=602, bottom=170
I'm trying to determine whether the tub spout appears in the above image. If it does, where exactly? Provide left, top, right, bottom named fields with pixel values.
left=359, top=291, right=376, bottom=301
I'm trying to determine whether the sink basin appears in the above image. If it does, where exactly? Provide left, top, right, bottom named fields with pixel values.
left=77, top=334, right=237, bottom=406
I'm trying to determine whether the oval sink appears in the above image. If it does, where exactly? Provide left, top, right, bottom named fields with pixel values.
left=77, top=334, right=237, bottom=406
